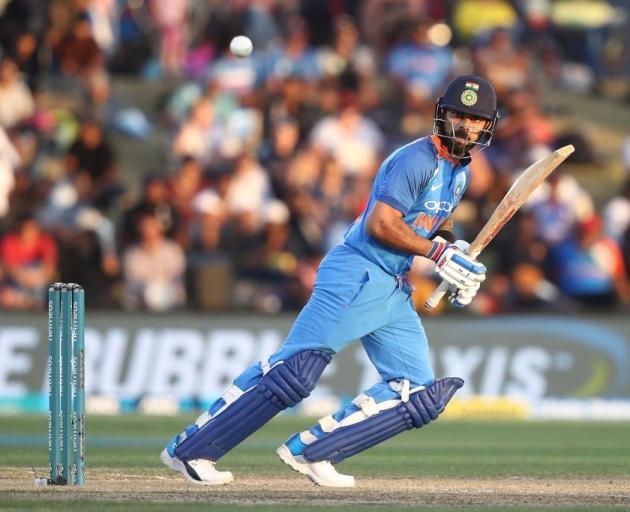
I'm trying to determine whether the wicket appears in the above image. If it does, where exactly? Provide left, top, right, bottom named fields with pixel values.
left=48, top=283, right=85, bottom=486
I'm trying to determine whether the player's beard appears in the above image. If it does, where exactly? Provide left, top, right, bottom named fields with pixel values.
left=447, top=128, right=473, bottom=158
left=452, top=137, right=468, bottom=157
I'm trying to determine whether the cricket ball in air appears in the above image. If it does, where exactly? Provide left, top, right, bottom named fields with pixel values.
left=230, top=35, right=253, bottom=58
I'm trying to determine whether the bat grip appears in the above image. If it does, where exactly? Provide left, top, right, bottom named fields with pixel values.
left=424, top=279, right=450, bottom=310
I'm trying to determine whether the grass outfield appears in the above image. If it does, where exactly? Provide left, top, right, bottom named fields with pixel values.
left=1, top=415, right=629, bottom=511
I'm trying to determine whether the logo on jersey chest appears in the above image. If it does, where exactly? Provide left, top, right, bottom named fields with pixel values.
left=424, top=200, right=453, bottom=212
left=412, top=212, right=444, bottom=232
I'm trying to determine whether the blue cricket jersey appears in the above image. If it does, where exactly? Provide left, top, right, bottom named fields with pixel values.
left=344, top=136, right=470, bottom=275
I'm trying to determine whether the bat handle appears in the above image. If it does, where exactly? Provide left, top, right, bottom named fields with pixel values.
left=424, top=279, right=450, bottom=310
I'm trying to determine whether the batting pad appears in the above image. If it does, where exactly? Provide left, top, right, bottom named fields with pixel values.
left=174, top=349, right=332, bottom=461
left=302, top=377, right=463, bottom=464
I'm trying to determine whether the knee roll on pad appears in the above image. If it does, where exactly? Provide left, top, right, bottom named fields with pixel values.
left=174, top=349, right=332, bottom=461
left=259, top=350, right=330, bottom=408
left=302, top=377, right=463, bottom=464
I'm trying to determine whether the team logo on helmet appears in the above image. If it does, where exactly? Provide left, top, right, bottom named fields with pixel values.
left=460, top=89, right=478, bottom=107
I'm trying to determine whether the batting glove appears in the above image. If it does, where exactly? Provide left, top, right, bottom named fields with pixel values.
left=427, top=237, right=486, bottom=291
left=448, top=281, right=481, bottom=308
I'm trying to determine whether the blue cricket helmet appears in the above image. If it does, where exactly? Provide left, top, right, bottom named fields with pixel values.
left=437, top=75, right=497, bottom=121
left=433, top=75, right=498, bottom=156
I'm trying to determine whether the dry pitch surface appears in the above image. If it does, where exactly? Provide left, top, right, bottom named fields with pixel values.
left=2, top=417, right=630, bottom=510
left=2, top=468, right=630, bottom=508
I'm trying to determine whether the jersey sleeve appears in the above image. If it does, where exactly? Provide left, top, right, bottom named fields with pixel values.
left=375, top=147, right=435, bottom=215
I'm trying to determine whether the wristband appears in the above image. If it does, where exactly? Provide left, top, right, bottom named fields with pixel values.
left=426, top=240, right=449, bottom=262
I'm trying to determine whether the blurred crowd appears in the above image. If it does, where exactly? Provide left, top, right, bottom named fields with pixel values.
left=0, top=0, right=629, bottom=314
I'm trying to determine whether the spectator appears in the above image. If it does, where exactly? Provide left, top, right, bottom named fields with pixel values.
left=492, top=89, right=556, bottom=171
left=603, top=179, right=630, bottom=242
left=169, top=157, right=204, bottom=247
left=189, top=188, right=229, bottom=254
left=505, top=261, right=567, bottom=312
left=123, top=212, right=186, bottom=311
left=13, top=31, right=41, bottom=91
left=0, top=126, right=19, bottom=219
left=54, top=14, right=103, bottom=77
left=452, top=0, right=519, bottom=43
left=474, top=29, right=531, bottom=101
left=385, top=18, right=452, bottom=106
left=320, top=15, right=377, bottom=81
left=0, top=213, right=57, bottom=310
left=107, top=3, right=152, bottom=74
left=234, top=198, right=292, bottom=274
left=38, top=170, right=120, bottom=280
left=172, top=98, right=220, bottom=163
left=283, top=185, right=327, bottom=256
left=260, top=116, right=300, bottom=201
left=284, top=147, right=324, bottom=199
left=265, top=75, right=319, bottom=143
left=0, top=0, right=36, bottom=53
left=242, top=0, right=280, bottom=52
left=360, top=0, right=428, bottom=55
left=120, top=173, right=179, bottom=246
left=496, top=211, right=550, bottom=274
left=257, top=199, right=294, bottom=277
left=310, top=89, right=384, bottom=176
left=266, top=17, right=323, bottom=88
left=552, top=215, right=630, bottom=308
left=550, top=0, right=619, bottom=90
left=6, top=170, right=41, bottom=226
left=185, top=187, right=234, bottom=310
left=224, top=151, right=272, bottom=233
left=208, top=47, right=260, bottom=98
left=528, top=170, right=594, bottom=246
left=86, top=0, right=118, bottom=55
left=66, top=118, right=121, bottom=209
left=0, top=56, right=34, bottom=128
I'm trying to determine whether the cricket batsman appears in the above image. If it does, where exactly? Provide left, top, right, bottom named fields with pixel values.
left=161, top=75, right=498, bottom=487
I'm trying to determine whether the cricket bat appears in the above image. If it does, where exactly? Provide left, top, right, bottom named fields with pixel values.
left=424, top=144, right=575, bottom=310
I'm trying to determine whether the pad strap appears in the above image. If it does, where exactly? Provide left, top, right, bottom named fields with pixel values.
left=302, top=377, right=463, bottom=464
left=174, top=350, right=332, bottom=461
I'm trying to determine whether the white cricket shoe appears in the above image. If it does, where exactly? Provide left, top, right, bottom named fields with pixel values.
left=160, top=448, right=233, bottom=485
left=276, top=444, right=355, bottom=487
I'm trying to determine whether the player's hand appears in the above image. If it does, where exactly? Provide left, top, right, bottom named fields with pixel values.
left=427, top=237, right=486, bottom=290
left=448, top=281, right=480, bottom=308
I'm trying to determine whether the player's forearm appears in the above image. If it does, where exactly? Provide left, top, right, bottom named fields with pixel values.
left=367, top=215, right=435, bottom=258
